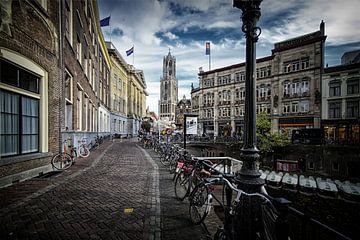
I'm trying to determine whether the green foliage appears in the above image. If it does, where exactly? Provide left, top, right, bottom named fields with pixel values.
left=256, top=112, right=289, bottom=154
left=141, top=121, right=152, bottom=133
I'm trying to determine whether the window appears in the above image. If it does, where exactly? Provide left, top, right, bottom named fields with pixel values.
left=301, top=58, right=310, bottom=69
left=113, top=94, right=117, bottom=111
left=347, top=79, right=359, bottom=95
left=235, top=73, right=240, bottom=82
left=240, top=72, right=245, bottom=81
left=76, top=35, right=82, bottom=63
left=65, top=70, right=73, bottom=130
left=76, top=87, right=83, bottom=130
left=1, top=60, right=39, bottom=93
left=240, top=88, right=245, bottom=100
left=240, top=108, right=244, bottom=116
left=1, top=91, right=39, bottom=157
left=291, top=82, right=300, bottom=96
left=329, top=80, right=341, bottom=97
left=291, top=102, right=298, bottom=113
left=283, top=81, right=291, bottom=96
left=328, top=101, right=341, bottom=118
left=283, top=103, right=290, bottom=114
left=299, top=100, right=309, bottom=113
left=65, top=0, right=73, bottom=43
left=346, top=100, right=359, bottom=118
left=0, top=60, right=41, bottom=157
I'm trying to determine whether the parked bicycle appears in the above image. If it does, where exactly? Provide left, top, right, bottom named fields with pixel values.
left=51, top=139, right=77, bottom=170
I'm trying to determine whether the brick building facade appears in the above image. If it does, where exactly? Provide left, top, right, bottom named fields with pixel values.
left=0, top=0, right=60, bottom=186
left=0, top=0, right=116, bottom=187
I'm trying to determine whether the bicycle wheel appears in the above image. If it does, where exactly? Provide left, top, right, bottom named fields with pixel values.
left=189, top=183, right=210, bottom=224
left=168, top=159, right=176, bottom=174
left=78, top=145, right=90, bottom=158
left=174, top=172, right=190, bottom=201
left=160, top=154, right=170, bottom=166
left=51, top=153, right=72, bottom=170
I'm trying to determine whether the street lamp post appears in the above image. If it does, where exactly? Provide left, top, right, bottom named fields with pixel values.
left=233, top=0, right=263, bottom=194
left=233, top=1, right=263, bottom=238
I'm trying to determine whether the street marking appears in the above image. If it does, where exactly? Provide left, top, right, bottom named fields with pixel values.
left=124, top=208, right=134, bottom=214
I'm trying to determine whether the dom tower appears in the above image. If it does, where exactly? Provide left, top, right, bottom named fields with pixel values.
left=159, top=51, right=178, bottom=121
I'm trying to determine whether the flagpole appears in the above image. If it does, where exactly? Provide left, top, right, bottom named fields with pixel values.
left=132, top=44, right=134, bottom=66
left=209, top=52, right=211, bottom=71
left=109, top=14, right=112, bottom=42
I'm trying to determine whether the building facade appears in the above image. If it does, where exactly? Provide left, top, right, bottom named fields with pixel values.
left=0, top=0, right=60, bottom=186
left=106, top=42, right=128, bottom=136
left=127, top=66, right=148, bottom=136
left=159, top=51, right=178, bottom=122
left=322, top=62, right=360, bottom=144
left=97, top=24, right=111, bottom=136
left=62, top=0, right=111, bottom=146
left=191, top=22, right=326, bottom=137
left=175, top=95, right=192, bottom=129
left=0, top=0, right=131, bottom=187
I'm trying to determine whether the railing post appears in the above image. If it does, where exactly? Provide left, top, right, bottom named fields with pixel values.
left=273, top=198, right=291, bottom=240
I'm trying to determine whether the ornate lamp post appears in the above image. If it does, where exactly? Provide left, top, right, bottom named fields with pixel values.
left=233, top=0, right=263, bottom=193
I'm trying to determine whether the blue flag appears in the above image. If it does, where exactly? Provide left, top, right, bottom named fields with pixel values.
left=126, top=46, right=134, bottom=56
left=100, top=16, right=110, bottom=27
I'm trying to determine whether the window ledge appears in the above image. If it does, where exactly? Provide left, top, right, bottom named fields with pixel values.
left=0, top=152, right=53, bottom=167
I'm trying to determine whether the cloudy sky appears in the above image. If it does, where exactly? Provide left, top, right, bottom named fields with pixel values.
left=98, top=0, right=360, bottom=114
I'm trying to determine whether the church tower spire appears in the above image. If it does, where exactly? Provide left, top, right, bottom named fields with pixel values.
left=159, top=51, right=178, bottom=122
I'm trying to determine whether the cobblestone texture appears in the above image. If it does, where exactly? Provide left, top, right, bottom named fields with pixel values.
left=0, top=140, right=156, bottom=240
left=0, top=140, right=224, bottom=240
left=146, top=147, right=224, bottom=240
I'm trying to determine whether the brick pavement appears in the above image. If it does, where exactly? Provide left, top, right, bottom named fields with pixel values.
left=0, top=139, right=159, bottom=240
left=0, top=139, right=224, bottom=240
left=145, top=147, right=224, bottom=240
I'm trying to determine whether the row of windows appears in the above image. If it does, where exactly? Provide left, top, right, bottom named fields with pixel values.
left=283, top=57, right=310, bottom=73
left=329, top=79, right=359, bottom=97
left=283, top=101, right=310, bottom=114
left=214, top=67, right=272, bottom=87
left=256, top=66, right=272, bottom=79
left=283, top=80, right=310, bottom=97
left=112, top=95, right=127, bottom=114
left=203, top=104, right=271, bottom=118
left=328, top=100, right=359, bottom=119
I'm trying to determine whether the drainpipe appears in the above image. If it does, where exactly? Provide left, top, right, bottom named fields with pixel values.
left=58, top=0, right=65, bottom=151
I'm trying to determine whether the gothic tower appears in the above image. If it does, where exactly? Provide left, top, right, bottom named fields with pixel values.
left=159, top=50, right=178, bottom=121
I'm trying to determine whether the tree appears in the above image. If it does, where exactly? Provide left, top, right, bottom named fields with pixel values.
left=141, top=121, right=151, bottom=133
left=256, top=112, right=289, bottom=154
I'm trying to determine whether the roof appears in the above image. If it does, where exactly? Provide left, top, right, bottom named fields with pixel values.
left=198, top=55, right=274, bottom=76
left=324, top=62, right=360, bottom=74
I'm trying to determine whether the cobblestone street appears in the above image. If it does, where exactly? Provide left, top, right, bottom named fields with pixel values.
left=0, top=140, right=221, bottom=240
